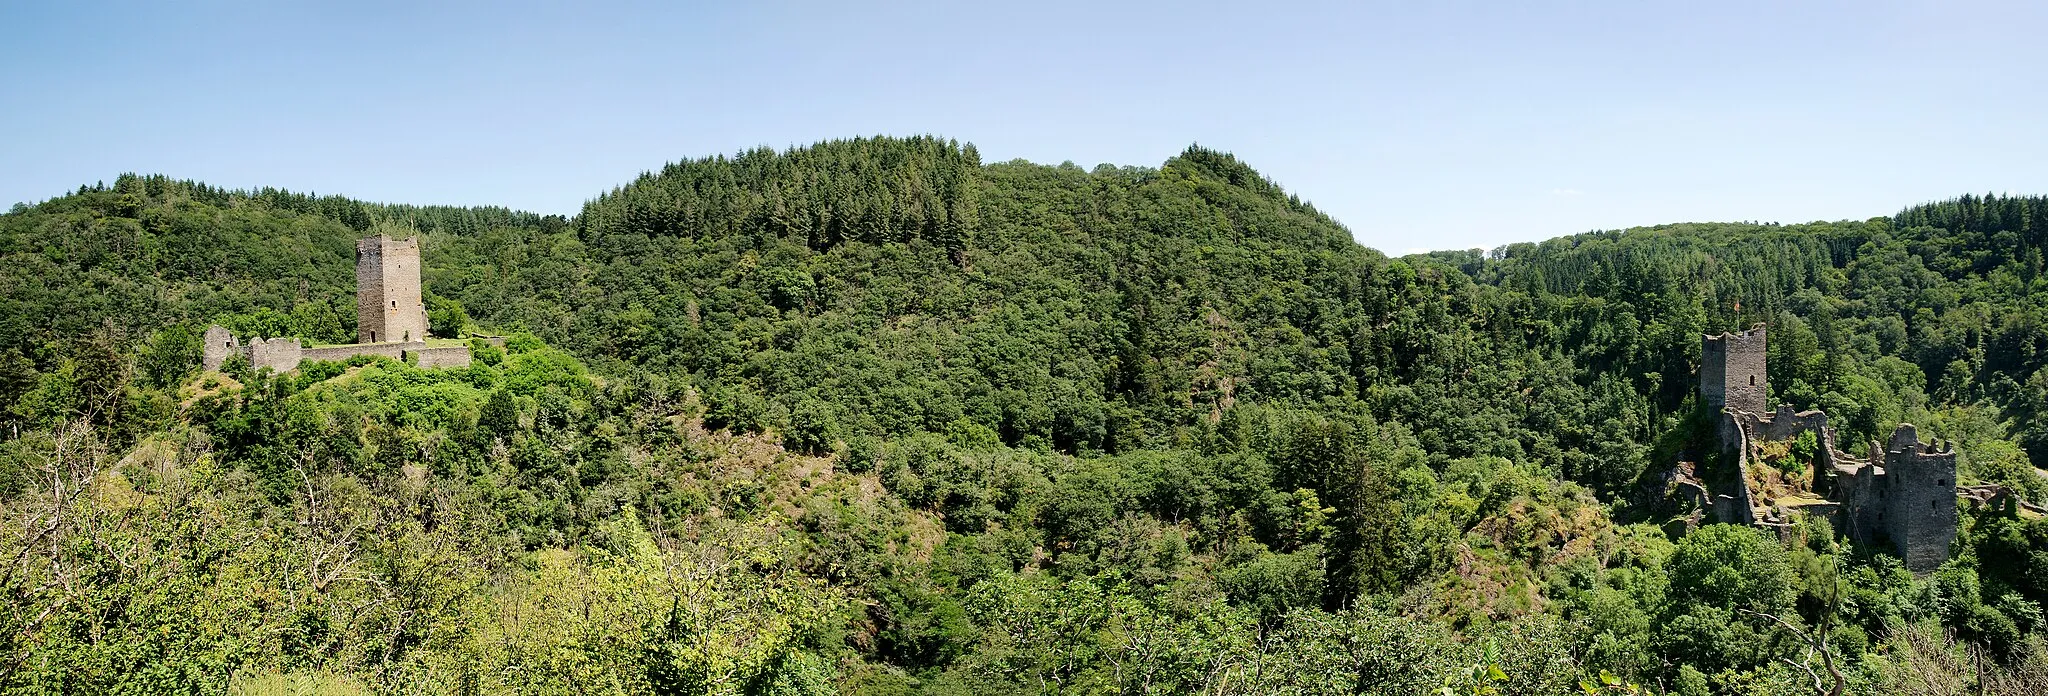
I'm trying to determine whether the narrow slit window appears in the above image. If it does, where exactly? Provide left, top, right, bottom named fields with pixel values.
left=1749, top=375, right=1756, bottom=386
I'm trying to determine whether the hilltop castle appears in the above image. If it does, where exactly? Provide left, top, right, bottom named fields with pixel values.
left=202, top=235, right=474, bottom=373
left=1694, top=325, right=1960, bottom=571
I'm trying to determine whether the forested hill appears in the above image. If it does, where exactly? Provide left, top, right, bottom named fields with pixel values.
left=1423, top=194, right=2048, bottom=494
left=8, top=137, right=1638, bottom=484
left=4, top=137, right=2048, bottom=694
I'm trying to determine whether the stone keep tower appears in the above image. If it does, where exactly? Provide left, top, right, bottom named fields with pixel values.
left=1877, top=424, right=1959, bottom=572
left=356, top=235, right=428, bottom=344
left=1701, top=324, right=1768, bottom=414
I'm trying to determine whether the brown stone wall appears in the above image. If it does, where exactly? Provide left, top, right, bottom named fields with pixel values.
left=1755, top=404, right=1827, bottom=441
left=245, top=337, right=304, bottom=372
left=356, top=235, right=429, bottom=344
left=412, top=346, right=472, bottom=369
left=1701, top=324, right=1768, bottom=415
left=301, top=342, right=469, bottom=371
left=301, top=341, right=420, bottom=364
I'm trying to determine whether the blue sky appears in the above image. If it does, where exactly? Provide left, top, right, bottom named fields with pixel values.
left=3, top=1, right=2044, bottom=253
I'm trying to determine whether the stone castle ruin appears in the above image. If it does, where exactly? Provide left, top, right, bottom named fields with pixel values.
left=203, top=234, right=475, bottom=373
left=355, top=234, right=430, bottom=345
left=1693, top=324, right=1962, bottom=571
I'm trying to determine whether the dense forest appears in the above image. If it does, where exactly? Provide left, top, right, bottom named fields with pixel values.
left=2, top=136, right=2046, bottom=695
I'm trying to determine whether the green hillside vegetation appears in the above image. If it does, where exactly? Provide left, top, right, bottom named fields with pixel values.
left=3, top=136, right=2047, bottom=694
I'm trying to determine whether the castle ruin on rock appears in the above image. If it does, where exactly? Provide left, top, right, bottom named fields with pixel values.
left=1694, top=324, right=1962, bottom=572
left=202, top=234, right=475, bottom=373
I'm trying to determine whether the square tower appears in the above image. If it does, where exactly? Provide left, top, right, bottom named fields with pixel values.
left=1879, top=424, right=1959, bottom=573
left=356, top=235, right=428, bottom=344
left=1701, top=324, right=1768, bottom=414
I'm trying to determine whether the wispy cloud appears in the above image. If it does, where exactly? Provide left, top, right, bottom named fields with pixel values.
left=1549, top=188, right=1584, bottom=197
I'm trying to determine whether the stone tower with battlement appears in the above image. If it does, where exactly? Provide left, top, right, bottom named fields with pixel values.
left=356, top=235, right=428, bottom=344
left=1876, top=425, right=1959, bottom=572
left=1702, top=324, right=1768, bottom=414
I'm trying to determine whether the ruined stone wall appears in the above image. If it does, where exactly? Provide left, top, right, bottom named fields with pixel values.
left=1880, top=424, right=1958, bottom=573
left=301, top=341, right=420, bottom=364
left=1713, top=410, right=1760, bottom=524
left=1833, top=455, right=1885, bottom=545
left=1813, top=439, right=1867, bottom=499
left=1701, top=325, right=1768, bottom=415
left=1739, top=405, right=1855, bottom=497
left=203, top=325, right=239, bottom=372
left=1814, top=424, right=1844, bottom=490
left=412, top=346, right=472, bottom=369
left=245, top=337, right=304, bottom=372
left=356, top=235, right=429, bottom=344
left=1754, top=404, right=1827, bottom=442
left=200, top=335, right=473, bottom=373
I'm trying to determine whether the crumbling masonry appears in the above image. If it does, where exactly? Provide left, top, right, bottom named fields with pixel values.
left=203, top=234, right=474, bottom=373
left=1697, top=324, right=1960, bottom=572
